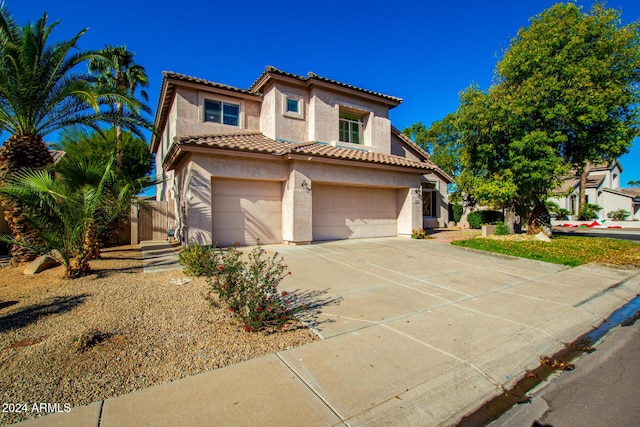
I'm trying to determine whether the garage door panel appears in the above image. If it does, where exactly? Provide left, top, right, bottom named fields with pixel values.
left=212, top=179, right=282, bottom=246
left=312, top=185, right=398, bottom=241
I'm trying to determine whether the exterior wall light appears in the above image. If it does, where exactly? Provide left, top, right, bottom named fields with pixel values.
left=301, top=180, right=311, bottom=190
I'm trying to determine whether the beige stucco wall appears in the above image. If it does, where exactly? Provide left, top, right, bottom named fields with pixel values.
left=170, top=87, right=261, bottom=139
left=179, top=154, right=289, bottom=245
left=177, top=153, right=423, bottom=245
left=602, top=191, right=633, bottom=218
left=307, top=87, right=391, bottom=153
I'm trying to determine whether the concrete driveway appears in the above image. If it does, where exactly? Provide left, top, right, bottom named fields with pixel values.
left=20, top=237, right=640, bottom=427
left=272, top=237, right=640, bottom=424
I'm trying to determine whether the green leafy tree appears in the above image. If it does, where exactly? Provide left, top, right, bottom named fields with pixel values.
left=457, top=3, right=640, bottom=236
left=88, top=45, right=150, bottom=169
left=628, top=180, right=640, bottom=187
left=403, top=114, right=463, bottom=179
left=56, top=127, right=153, bottom=181
left=497, top=3, right=640, bottom=209
left=55, top=128, right=155, bottom=250
left=0, top=5, right=150, bottom=261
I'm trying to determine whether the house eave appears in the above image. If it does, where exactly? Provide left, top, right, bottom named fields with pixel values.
left=164, top=143, right=434, bottom=175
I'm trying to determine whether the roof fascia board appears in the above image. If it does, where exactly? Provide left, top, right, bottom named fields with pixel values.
left=307, top=79, right=401, bottom=108
left=168, top=78, right=263, bottom=101
left=284, top=153, right=430, bottom=173
left=150, top=79, right=175, bottom=153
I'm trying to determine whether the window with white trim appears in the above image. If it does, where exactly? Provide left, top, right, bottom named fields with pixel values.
left=286, top=97, right=299, bottom=113
left=282, top=94, right=303, bottom=119
left=204, top=99, right=240, bottom=126
left=339, top=111, right=364, bottom=144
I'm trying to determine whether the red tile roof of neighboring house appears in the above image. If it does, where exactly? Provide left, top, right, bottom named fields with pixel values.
left=620, top=187, right=640, bottom=198
left=556, top=173, right=606, bottom=193
left=164, top=132, right=438, bottom=172
left=249, top=66, right=402, bottom=105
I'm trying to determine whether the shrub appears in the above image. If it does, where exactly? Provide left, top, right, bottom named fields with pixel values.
left=610, top=209, right=630, bottom=221
left=178, top=244, right=221, bottom=277
left=451, top=203, right=464, bottom=223
left=467, top=210, right=504, bottom=229
left=494, top=222, right=510, bottom=235
left=206, top=243, right=299, bottom=331
left=578, top=203, right=602, bottom=221
left=554, top=208, right=570, bottom=220
left=412, top=229, right=428, bottom=239
left=547, top=201, right=570, bottom=220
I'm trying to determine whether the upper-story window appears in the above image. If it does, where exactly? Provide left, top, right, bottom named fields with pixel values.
left=286, top=97, right=299, bottom=113
left=282, top=94, right=304, bottom=119
left=339, top=112, right=364, bottom=144
left=204, top=99, right=239, bottom=126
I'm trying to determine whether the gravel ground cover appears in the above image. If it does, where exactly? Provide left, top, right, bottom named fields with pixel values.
left=0, top=245, right=318, bottom=425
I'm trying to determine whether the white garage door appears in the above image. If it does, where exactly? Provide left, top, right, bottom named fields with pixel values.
left=312, top=184, right=398, bottom=241
left=211, top=179, right=283, bottom=246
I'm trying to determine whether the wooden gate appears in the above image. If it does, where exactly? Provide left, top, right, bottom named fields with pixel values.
left=132, top=200, right=176, bottom=243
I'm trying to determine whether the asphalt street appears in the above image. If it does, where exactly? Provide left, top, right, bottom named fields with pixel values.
left=553, top=227, right=640, bottom=242
left=492, top=319, right=640, bottom=426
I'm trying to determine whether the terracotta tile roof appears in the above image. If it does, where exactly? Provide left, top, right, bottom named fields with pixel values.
left=287, top=142, right=435, bottom=170
left=603, top=187, right=637, bottom=198
left=151, top=72, right=262, bottom=153
left=177, top=132, right=286, bottom=154
left=164, top=133, right=436, bottom=172
left=163, top=71, right=255, bottom=95
left=586, top=174, right=606, bottom=188
left=557, top=173, right=606, bottom=192
left=390, top=127, right=454, bottom=183
left=249, top=66, right=402, bottom=104
left=620, top=187, right=640, bottom=198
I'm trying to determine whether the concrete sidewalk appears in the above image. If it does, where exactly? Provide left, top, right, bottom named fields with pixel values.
left=15, top=238, right=640, bottom=426
left=140, top=240, right=182, bottom=273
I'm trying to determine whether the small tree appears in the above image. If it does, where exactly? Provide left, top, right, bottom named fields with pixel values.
left=578, top=203, right=603, bottom=221
left=0, top=158, right=118, bottom=277
left=456, top=3, right=640, bottom=237
left=610, top=209, right=630, bottom=221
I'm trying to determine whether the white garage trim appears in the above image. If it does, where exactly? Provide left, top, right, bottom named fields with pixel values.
left=211, top=178, right=283, bottom=246
left=312, top=184, right=398, bottom=241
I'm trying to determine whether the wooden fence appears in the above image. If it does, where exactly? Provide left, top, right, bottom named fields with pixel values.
left=131, top=200, right=176, bottom=244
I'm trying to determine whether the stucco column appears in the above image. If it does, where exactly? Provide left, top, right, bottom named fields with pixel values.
left=396, top=187, right=422, bottom=237
left=185, top=164, right=213, bottom=246
left=130, top=204, right=139, bottom=245
left=282, top=168, right=312, bottom=244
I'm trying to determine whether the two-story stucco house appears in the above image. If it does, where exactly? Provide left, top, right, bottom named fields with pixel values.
left=549, top=161, right=640, bottom=220
left=151, top=66, right=453, bottom=246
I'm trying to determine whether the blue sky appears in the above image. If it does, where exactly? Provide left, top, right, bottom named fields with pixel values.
left=4, top=0, right=640, bottom=184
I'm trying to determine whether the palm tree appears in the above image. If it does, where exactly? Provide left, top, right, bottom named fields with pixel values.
left=0, top=5, right=150, bottom=261
left=0, top=158, right=116, bottom=277
left=88, top=45, right=150, bottom=169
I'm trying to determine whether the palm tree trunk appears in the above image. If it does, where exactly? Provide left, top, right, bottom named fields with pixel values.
left=0, top=134, right=53, bottom=262
left=527, top=200, right=552, bottom=237
left=116, top=102, right=123, bottom=170
left=579, top=168, right=587, bottom=210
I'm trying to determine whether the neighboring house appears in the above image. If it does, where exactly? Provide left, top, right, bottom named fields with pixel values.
left=549, top=161, right=640, bottom=220
left=151, top=66, right=453, bottom=246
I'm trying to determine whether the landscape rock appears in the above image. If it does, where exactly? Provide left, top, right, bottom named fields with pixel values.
left=23, top=255, right=60, bottom=275
left=535, top=232, right=552, bottom=243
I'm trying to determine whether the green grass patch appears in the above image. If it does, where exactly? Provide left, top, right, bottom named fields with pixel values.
left=451, top=235, right=640, bottom=268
